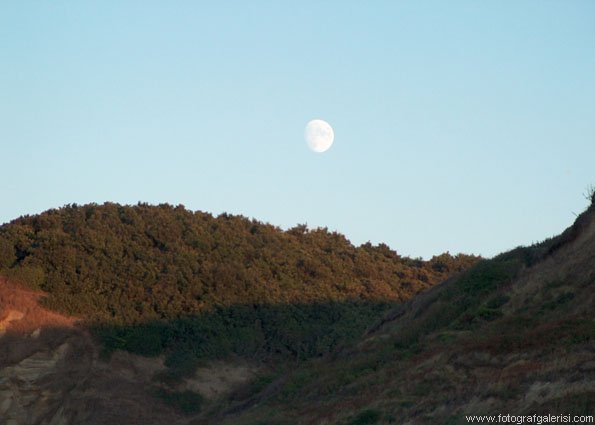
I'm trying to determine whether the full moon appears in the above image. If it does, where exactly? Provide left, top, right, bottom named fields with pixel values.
left=305, top=119, right=334, bottom=153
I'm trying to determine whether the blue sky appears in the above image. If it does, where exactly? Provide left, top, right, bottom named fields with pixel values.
left=1, top=2, right=594, bottom=258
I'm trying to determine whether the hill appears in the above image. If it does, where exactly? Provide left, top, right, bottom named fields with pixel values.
left=215, top=198, right=595, bottom=424
left=0, top=203, right=477, bottom=320
left=0, top=203, right=476, bottom=364
left=3, top=199, right=592, bottom=424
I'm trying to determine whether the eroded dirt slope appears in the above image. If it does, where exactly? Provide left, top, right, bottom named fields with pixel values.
left=0, top=280, right=187, bottom=425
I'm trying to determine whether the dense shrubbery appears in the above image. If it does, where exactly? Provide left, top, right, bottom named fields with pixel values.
left=0, top=203, right=478, bottom=362
left=95, top=300, right=395, bottom=362
left=0, top=203, right=477, bottom=323
left=154, top=388, right=203, bottom=415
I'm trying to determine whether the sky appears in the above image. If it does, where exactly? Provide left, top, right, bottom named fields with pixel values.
left=1, top=2, right=594, bottom=259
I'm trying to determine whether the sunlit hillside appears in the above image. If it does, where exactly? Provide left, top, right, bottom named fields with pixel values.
left=0, top=203, right=476, bottom=412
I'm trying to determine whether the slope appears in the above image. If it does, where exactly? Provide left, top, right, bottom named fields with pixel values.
left=0, top=202, right=478, bottom=422
left=216, top=199, right=595, bottom=424
left=0, top=277, right=188, bottom=425
left=0, top=202, right=476, bottom=324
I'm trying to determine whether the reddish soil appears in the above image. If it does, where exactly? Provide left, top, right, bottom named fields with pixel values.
left=0, top=278, right=77, bottom=333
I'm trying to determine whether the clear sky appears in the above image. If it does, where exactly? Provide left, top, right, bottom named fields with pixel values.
left=1, top=2, right=594, bottom=259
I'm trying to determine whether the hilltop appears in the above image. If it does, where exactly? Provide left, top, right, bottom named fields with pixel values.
left=0, top=203, right=476, bottom=323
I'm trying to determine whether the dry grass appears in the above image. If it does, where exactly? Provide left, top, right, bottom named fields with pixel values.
left=0, top=277, right=78, bottom=334
left=215, top=204, right=595, bottom=424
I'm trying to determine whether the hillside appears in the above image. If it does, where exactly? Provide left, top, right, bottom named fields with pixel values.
left=1, top=200, right=592, bottom=424
left=215, top=199, right=595, bottom=424
left=0, top=202, right=478, bottom=423
left=0, top=203, right=476, bottom=322
left=0, top=278, right=190, bottom=425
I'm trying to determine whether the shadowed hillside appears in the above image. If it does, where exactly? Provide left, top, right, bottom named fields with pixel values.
left=214, top=198, right=594, bottom=424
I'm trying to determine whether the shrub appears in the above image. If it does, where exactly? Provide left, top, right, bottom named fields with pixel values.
left=155, top=389, right=203, bottom=415
left=348, top=409, right=382, bottom=425
left=122, top=325, right=165, bottom=357
left=0, top=238, right=16, bottom=269
left=3, top=265, right=45, bottom=289
left=486, top=294, right=510, bottom=309
left=164, top=350, right=201, bottom=379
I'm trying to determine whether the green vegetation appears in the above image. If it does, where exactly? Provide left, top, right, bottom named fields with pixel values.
left=0, top=202, right=477, bottom=366
left=154, top=388, right=203, bottom=415
left=0, top=203, right=476, bottom=322
left=1, top=199, right=593, bottom=423
left=348, top=409, right=382, bottom=425
left=388, top=241, right=554, bottom=349
left=215, top=200, right=595, bottom=424
left=94, top=300, right=396, bottom=362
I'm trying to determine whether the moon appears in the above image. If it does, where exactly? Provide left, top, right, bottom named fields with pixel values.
left=305, top=119, right=334, bottom=153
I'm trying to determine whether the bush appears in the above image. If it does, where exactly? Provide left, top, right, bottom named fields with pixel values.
left=3, top=265, right=46, bottom=289
left=486, top=294, right=510, bottom=309
left=0, top=238, right=16, bottom=269
left=122, top=325, right=165, bottom=357
left=164, top=350, right=201, bottom=379
left=348, top=409, right=382, bottom=425
left=155, top=389, right=203, bottom=415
